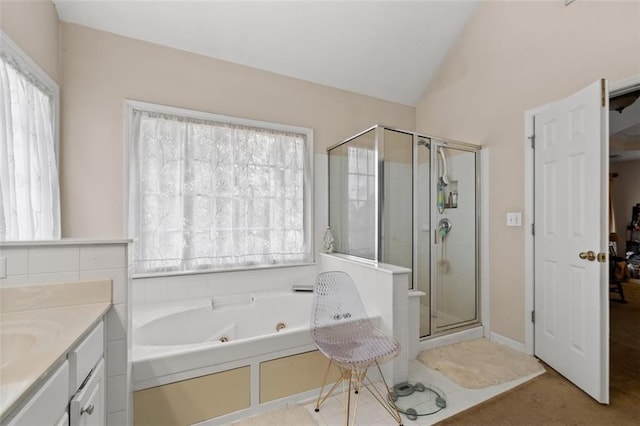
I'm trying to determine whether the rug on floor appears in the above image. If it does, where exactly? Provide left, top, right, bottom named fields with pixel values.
left=418, top=338, right=544, bottom=389
left=231, top=406, right=318, bottom=426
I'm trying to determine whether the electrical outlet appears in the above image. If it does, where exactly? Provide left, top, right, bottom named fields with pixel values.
left=506, top=212, right=522, bottom=227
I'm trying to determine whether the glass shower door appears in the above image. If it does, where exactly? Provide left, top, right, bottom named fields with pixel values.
left=432, top=145, right=478, bottom=332
left=415, top=138, right=431, bottom=337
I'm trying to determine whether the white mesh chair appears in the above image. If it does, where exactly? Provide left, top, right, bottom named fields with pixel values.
left=311, top=271, right=403, bottom=425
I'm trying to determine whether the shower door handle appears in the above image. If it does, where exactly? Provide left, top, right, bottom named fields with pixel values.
left=434, top=230, right=438, bottom=244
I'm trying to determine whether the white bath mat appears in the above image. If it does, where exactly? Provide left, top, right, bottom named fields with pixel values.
left=231, top=406, right=318, bottom=426
left=418, top=338, right=544, bottom=389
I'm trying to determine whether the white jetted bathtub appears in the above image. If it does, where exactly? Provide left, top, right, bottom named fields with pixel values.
left=132, top=290, right=316, bottom=390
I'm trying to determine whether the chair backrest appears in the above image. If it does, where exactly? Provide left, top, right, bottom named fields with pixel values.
left=311, top=271, right=370, bottom=337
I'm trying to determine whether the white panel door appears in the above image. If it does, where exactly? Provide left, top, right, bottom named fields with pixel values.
left=534, top=80, right=609, bottom=403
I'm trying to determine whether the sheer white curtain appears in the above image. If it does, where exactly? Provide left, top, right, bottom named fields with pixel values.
left=129, top=108, right=312, bottom=274
left=0, top=54, right=60, bottom=240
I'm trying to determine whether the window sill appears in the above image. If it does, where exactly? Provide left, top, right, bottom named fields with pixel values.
left=132, top=261, right=317, bottom=279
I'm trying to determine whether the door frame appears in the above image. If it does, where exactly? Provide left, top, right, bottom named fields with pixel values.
left=524, top=73, right=640, bottom=356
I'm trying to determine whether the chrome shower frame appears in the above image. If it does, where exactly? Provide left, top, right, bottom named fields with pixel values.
left=327, top=124, right=482, bottom=338
left=425, top=137, right=482, bottom=336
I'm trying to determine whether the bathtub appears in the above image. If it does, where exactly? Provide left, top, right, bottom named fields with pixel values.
left=131, top=289, right=388, bottom=424
left=132, top=290, right=317, bottom=387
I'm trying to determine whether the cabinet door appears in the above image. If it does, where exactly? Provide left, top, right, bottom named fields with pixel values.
left=70, top=358, right=105, bottom=426
left=6, top=361, right=69, bottom=426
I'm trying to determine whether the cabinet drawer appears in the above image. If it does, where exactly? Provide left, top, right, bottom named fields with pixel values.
left=6, top=361, right=69, bottom=426
left=70, top=358, right=105, bottom=426
left=69, top=321, right=104, bottom=395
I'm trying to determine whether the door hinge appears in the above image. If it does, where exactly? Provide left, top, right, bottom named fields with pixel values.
left=531, top=223, right=535, bottom=235
left=601, top=79, right=606, bottom=107
left=528, top=134, right=535, bottom=149
left=531, top=310, right=535, bottom=323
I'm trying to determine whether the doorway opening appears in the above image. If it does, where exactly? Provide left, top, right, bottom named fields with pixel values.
left=608, top=86, right=640, bottom=404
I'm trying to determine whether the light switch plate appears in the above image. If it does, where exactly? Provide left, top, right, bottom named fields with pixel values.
left=506, top=212, right=522, bottom=227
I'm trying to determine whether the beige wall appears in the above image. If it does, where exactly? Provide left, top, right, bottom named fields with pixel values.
left=416, top=0, right=640, bottom=343
left=611, top=160, right=640, bottom=251
left=0, top=0, right=61, bottom=84
left=60, top=23, right=415, bottom=238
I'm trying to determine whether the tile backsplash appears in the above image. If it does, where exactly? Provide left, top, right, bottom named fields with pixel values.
left=132, top=263, right=318, bottom=305
left=0, top=279, right=111, bottom=313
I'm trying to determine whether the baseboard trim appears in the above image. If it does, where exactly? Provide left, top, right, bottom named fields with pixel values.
left=490, top=332, right=527, bottom=353
left=417, top=325, right=484, bottom=353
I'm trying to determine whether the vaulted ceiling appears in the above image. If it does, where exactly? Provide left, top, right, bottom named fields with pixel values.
left=53, top=0, right=480, bottom=106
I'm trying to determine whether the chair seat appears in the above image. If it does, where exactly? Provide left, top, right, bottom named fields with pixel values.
left=314, top=324, right=400, bottom=368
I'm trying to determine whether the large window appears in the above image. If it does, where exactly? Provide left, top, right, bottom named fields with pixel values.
left=127, top=101, right=313, bottom=274
left=0, top=32, right=60, bottom=241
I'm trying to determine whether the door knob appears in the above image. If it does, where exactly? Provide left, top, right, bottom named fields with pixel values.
left=597, top=252, right=607, bottom=263
left=579, top=251, right=596, bottom=261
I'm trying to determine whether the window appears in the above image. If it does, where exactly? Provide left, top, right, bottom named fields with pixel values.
left=0, top=32, right=60, bottom=240
left=127, top=101, right=313, bottom=274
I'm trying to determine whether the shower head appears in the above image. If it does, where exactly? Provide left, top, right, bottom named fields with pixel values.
left=417, top=139, right=430, bottom=147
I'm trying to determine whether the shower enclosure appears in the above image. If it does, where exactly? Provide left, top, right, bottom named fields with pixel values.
left=327, top=125, right=481, bottom=337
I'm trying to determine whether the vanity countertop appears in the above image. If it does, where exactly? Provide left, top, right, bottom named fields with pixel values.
left=0, top=280, right=112, bottom=421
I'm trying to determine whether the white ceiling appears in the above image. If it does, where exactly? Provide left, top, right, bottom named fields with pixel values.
left=53, top=0, right=480, bottom=106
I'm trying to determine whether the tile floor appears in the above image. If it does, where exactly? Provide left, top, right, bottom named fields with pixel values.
left=300, top=359, right=544, bottom=426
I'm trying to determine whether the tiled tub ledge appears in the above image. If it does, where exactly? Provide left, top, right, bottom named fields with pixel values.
left=0, top=238, right=132, bottom=247
left=0, top=280, right=112, bottom=421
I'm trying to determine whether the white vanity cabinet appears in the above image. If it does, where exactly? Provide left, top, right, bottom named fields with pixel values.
left=2, top=321, right=106, bottom=426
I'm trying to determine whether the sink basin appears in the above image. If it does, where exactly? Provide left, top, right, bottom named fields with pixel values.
left=0, top=320, right=61, bottom=369
left=1, top=332, right=37, bottom=369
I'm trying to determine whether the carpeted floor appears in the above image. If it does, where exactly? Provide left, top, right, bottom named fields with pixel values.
left=436, top=279, right=640, bottom=425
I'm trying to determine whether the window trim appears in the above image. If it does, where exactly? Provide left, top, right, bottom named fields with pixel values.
left=124, top=100, right=315, bottom=276
left=0, top=30, right=60, bottom=165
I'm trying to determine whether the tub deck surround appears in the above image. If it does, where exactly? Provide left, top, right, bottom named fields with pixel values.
left=130, top=257, right=413, bottom=423
left=0, top=280, right=112, bottom=420
left=132, top=288, right=382, bottom=424
left=132, top=290, right=321, bottom=388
